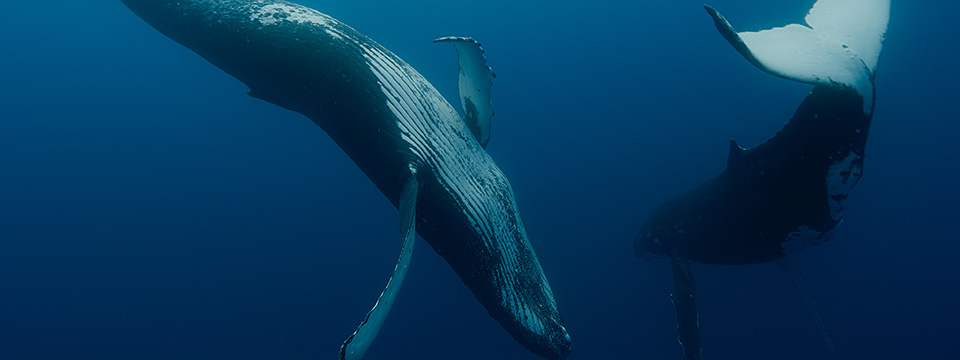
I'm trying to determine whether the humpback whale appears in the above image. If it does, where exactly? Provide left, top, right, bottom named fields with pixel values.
left=634, top=1, right=889, bottom=359
left=119, top=1, right=571, bottom=359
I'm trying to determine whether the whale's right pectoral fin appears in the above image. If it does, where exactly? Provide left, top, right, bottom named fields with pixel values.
left=705, top=0, right=890, bottom=113
left=671, top=257, right=702, bottom=360
left=340, top=166, right=420, bottom=360
left=434, top=37, right=495, bottom=148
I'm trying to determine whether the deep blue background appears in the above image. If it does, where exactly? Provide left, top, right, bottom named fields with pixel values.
left=1, top=1, right=957, bottom=359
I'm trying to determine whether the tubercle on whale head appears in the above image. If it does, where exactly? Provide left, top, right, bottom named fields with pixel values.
left=466, top=218, right=572, bottom=360
left=520, top=320, right=572, bottom=360
left=419, top=154, right=571, bottom=359
left=549, top=325, right=573, bottom=360
left=558, top=325, right=573, bottom=358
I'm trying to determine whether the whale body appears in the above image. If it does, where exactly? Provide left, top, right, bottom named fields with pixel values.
left=634, top=1, right=889, bottom=359
left=120, top=1, right=571, bottom=359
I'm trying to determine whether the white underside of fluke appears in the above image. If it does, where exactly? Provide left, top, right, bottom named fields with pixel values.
left=707, top=0, right=890, bottom=113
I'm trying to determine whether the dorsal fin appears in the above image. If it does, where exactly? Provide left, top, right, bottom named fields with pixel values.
left=434, top=37, right=495, bottom=148
left=704, top=0, right=889, bottom=113
left=727, top=139, right=744, bottom=167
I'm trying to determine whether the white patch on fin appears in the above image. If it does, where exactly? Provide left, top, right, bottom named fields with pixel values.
left=340, top=168, right=420, bottom=360
left=434, top=37, right=495, bottom=148
left=705, top=0, right=890, bottom=113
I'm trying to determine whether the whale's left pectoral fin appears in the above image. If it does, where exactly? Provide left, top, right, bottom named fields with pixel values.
left=671, top=257, right=703, bottom=360
left=340, top=168, right=420, bottom=360
left=705, top=0, right=889, bottom=113
left=434, top=37, right=495, bottom=148
left=777, top=256, right=834, bottom=351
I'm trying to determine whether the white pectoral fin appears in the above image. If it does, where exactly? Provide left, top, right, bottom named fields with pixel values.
left=777, top=256, right=834, bottom=351
left=705, top=0, right=889, bottom=113
left=339, top=169, right=420, bottom=360
left=434, top=36, right=495, bottom=148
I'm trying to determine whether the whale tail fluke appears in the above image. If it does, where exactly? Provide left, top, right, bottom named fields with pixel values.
left=705, top=0, right=890, bottom=113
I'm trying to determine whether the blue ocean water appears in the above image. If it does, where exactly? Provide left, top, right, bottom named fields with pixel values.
left=1, top=1, right=957, bottom=359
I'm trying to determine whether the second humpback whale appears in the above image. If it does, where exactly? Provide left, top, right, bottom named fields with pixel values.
left=634, top=1, right=889, bottom=359
left=119, top=1, right=571, bottom=359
